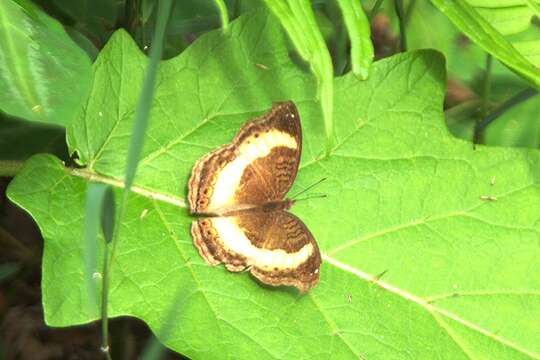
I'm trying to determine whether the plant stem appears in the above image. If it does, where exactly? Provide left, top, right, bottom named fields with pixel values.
left=124, top=0, right=139, bottom=35
left=474, top=88, right=538, bottom=135
left=474, top=54, right=492, bottom=144
left=99, top=0, right=172, bottom=357
left=394, top=0, right=406, bottom=52
left=404, top=0, right=417, bottom=25
left=0, top=227, right=34, bottom=262
left=482, top=54, right=492, bottom=116
left=100, top=243, right=112, bottom=360
left=0, top=160, right=23, bottom=176
left=213, top=0, right=229, bottom=32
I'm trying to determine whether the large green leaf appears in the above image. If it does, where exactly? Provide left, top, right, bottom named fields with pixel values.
left=7, top=11, right=540, bottom=359
left=0, top=0, right=91, bottom=125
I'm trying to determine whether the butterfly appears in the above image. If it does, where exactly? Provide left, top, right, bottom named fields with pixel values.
left=188, top=101, right=321, bottom=292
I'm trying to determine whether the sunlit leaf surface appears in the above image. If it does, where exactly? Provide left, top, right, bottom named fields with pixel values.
left=8, top=10, right=540, bottom=359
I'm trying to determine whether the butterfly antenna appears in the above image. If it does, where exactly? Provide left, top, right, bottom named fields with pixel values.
left=294, top=194, right=327, bottom=202
left=290, top=178, right=327, bottom=199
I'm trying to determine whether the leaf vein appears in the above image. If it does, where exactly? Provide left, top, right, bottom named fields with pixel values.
left=323, top=254, right=540, bottom=359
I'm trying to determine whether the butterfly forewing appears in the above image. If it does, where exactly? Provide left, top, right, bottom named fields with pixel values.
left=188, top=102, right=301, bottom=214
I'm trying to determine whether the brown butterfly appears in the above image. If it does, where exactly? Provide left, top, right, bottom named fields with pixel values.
left=188, top=101, right=321, bottom=292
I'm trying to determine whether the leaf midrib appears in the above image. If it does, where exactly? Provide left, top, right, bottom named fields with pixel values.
left=322, top=255, right=540, bottom=359
left=69, top=167, right=186, bottom=207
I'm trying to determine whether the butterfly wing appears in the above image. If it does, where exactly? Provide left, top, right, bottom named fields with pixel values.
left=191, top=210, right=321, bottom=292
left=188, top=101, right=302, bottom=214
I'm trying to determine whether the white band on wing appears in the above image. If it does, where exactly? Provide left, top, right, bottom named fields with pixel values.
left=208, top=130, right=297, bottom=211
left=212, top=217, right=313, bottom=270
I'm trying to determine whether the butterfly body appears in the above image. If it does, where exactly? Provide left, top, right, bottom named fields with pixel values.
left=188, top=102, right=321, bottom=292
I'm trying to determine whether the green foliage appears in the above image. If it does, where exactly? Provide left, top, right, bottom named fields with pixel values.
left=335, top=0, right=373, bottom=79
left=484, top=90, right=540, bottom=145
left=397, top=0, right=540, bottom=148
left=0, top=0, right=92, bottom=125
left=7, top=11, right=540, bottom=359
left=431, top=0, right=540, bottom=88
left=41, top=0, right=122, bottom=45
left=263, top=0, right=335, bottom=152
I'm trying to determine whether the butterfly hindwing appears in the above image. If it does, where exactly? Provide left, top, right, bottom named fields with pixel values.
left=191, top=210, right=320, bottom=292
left=188, top=102, right=301, bottom=214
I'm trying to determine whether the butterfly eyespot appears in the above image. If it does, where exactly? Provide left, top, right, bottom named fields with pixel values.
left=203, top=188, right=210, bottom=195
left=254, top=133, right=259, bottom=138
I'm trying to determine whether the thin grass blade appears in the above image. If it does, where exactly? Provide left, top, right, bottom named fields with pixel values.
left=84, top=183, right=115, bottom=318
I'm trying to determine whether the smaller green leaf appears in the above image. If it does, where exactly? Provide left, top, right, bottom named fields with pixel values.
left=263, top=1, right=309, bottom=58
left=475, top=6, right=534, bottom=35
left=66, top=27, right=99, bottom=61
left=263, top=0, right=334, bottom=153
left=431, top=0, right=540, bottom=88
left=514, top=40, right=540, bottom=66
left=335, top=0, right=373, bottom=79
left=524, top=0, right=540, bottom=17
left=0, top=0, right=92, bottom=126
